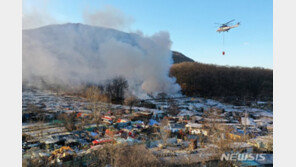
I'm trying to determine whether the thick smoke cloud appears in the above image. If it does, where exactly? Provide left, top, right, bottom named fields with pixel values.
left=23, top=24, right=181, bottom=97
left=83, top=6, right=134, bottom=31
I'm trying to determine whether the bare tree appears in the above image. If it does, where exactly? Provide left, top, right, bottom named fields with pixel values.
left=85, top=86, right=109, bottom=128
left=201, top=108, right=246, bottom=166
left=159, top=117, right=170, bottom=147
left=105, top=77, right=128, bottom=103
left=167, top=98, right=179, bottom=116
left=58, top=112, right=77, bottom=132
left=124, top=95, right=139, bottom=113
left=113, top=144, right=161, bottom=167
left=85, top=144, right=161, bottom=167
left=85, top=86, right=109, bottom=103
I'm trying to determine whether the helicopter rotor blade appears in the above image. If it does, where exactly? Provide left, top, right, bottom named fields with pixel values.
left=224, top=19, right=235, bottom=25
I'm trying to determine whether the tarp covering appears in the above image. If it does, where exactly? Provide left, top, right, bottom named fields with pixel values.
left=149, top=119, right=159, bottom=126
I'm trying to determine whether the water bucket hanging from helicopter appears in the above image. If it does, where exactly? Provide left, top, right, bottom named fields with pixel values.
left=215, top=19, right=240, bottom=55
left=222, top=32, right=225, bottom=55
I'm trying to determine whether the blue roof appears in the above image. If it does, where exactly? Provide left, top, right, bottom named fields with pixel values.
left=149, top=119, right=159, bottom=126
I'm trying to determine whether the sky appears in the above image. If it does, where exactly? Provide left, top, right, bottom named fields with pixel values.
left=23, top=0, right=273, bottom=69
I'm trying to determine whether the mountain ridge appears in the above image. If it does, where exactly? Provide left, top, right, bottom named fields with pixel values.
left=23, top=23, right=195, bottom=64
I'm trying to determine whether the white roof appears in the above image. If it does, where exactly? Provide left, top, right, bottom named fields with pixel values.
left=192, top=115, right=203, bottom=121
left=178, top=110, right=194, bottom=116
left=230, top=142, right=252, bottom=148
left=185, top=123, right=203, bottom=128
left=241, top=117, right=256, bottom=126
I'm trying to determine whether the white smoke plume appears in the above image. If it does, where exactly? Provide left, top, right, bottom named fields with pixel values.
left=83, top=6, right=134, bottom=31
left=23, top=23, right=181, bottom=97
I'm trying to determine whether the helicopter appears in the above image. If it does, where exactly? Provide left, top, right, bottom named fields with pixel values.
left=216, top=19, right=240, bottom=32
left=215, top=19, right=240, bottom=55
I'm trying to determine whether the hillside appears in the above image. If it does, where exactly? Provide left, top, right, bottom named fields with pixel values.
left=172, top=51, right=195, bottom=64
left=170, top=62, right=273, bottom=102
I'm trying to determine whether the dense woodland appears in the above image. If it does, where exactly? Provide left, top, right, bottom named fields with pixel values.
left=170, top=62, right=273, bottom=102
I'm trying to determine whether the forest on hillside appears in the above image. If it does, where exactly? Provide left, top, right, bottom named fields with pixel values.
left=170, top=62, right=273, bottom=102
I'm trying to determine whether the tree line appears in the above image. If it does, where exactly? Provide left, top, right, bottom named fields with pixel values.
left=170, top=62, right=273, bottom=101
left=81, top=76, right=128, bottom=104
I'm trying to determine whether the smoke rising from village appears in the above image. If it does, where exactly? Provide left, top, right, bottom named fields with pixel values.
left=22, top=23, right=181, bottom=97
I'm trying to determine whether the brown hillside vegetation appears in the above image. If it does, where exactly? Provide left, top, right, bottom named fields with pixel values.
left=170, top=62, right=273, bottom=101
left=172, top=51, right=195, bottom=64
